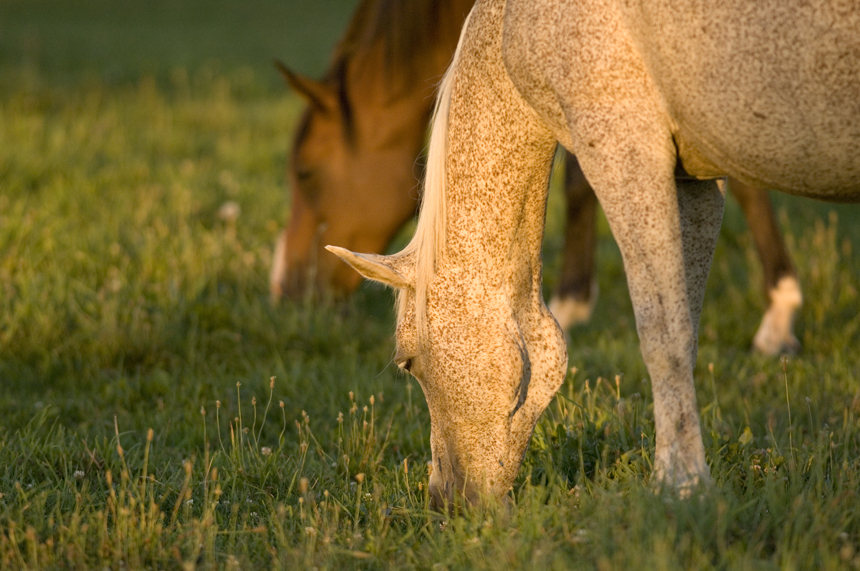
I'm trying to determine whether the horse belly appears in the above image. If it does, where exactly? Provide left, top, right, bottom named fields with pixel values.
left=624, top=0, right=860, bottom=200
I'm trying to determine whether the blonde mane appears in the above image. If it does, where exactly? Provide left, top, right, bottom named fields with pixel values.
left=396, top=7, right=474, bottom=339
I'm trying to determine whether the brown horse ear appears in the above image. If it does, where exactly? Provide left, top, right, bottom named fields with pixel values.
left=274, top=59, right=335, bottom=113
left=325, top=246, right=413, bottom=290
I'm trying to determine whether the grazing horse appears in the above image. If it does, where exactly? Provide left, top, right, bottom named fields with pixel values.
left=329, top=0, right=860, bottom=505
left=270, top=0, right=473, bottom=300
left=274, top=0, right=803, bottom=356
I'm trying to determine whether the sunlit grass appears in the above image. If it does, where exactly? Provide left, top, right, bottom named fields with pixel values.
left=0, top=39, right=859, bottom=571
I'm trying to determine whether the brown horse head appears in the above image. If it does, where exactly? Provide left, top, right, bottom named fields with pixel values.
left=270, top=0, right=474, bottom=302
left=270, top=61, right=424, bottom=301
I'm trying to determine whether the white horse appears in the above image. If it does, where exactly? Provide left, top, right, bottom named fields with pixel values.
left=329, top=0, right=860, bottom=506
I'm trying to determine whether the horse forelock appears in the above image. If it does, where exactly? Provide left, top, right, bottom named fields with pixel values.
left=396, top=6, right=475, bottom=345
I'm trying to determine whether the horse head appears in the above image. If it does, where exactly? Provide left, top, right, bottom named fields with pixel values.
left=327, top=245, right=566, bottom=510
left=270, top=61, right=423, bottom=301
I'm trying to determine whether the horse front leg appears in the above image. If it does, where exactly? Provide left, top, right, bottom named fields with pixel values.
left=548, top=152, right=599, bottom=329
left=728, top=179, right=802, bottom=355
left=582, top=143, right=724, bottom=491
left=654, top=178, right=725, bottom=490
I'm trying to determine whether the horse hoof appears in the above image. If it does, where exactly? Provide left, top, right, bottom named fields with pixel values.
left=752, top=331, right=802, bottom=357
left=651, top=467, right=713, bottom=500
left=781, top=335, right=802, bottom=355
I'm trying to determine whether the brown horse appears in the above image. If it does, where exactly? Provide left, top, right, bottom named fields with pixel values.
left=273, top=0, right=801, bottom=355
left=271, top=0, right=473, bottom=299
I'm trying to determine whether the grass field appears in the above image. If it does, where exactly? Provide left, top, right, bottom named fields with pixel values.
left=1, top=1, right=860, bottom=569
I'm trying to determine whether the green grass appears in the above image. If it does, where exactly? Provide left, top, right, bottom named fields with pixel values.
left=2, top=1, right=860, bottom=569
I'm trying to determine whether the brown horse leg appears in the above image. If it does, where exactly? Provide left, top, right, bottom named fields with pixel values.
left=729, top=178, right=802, bottom=355
left=548, top=152, right=599, bottom=329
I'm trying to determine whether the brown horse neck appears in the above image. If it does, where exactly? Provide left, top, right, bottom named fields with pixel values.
left=330, top=0, right=477, bottom=149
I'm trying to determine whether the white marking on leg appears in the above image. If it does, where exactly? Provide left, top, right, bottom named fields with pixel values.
left=548, top=281, right=599, bottom=330
left=269, top=230, right=288, bottom=302
left=752, top=276, right=802, bottom=356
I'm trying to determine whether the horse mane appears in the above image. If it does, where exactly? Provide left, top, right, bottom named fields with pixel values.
left=296, top=0, right=469, bottom=149
left=329, top=0, right=468, bottom=88
left=396, top=6, right=473, bottom=341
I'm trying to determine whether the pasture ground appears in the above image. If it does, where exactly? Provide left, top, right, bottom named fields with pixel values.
left=1, top=1, right=860, bottom=569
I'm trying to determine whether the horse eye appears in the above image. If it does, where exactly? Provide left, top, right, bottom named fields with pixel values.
left=295, top=168, right=313, bottom=182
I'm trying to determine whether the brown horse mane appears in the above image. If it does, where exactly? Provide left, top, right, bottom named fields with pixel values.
left=329, top=0, right=468, bottom=88
left=293, top=0, right=470, bottom=150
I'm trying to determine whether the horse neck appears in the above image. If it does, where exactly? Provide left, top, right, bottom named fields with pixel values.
left=440, top=0, right=557, bottom=299
left=343, top=53, right=434, bottom=153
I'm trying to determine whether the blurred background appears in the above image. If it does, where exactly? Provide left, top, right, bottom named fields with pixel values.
left=0, top=0, right=359, bottom=85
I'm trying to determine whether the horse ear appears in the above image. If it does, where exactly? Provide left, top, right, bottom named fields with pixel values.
left=325, top=246, right=413, bottom=290
left=274, top=59, right=335, bottom=113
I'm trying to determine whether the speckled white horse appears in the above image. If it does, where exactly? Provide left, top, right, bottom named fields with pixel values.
left=329, top=0, right=860, bottom=506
